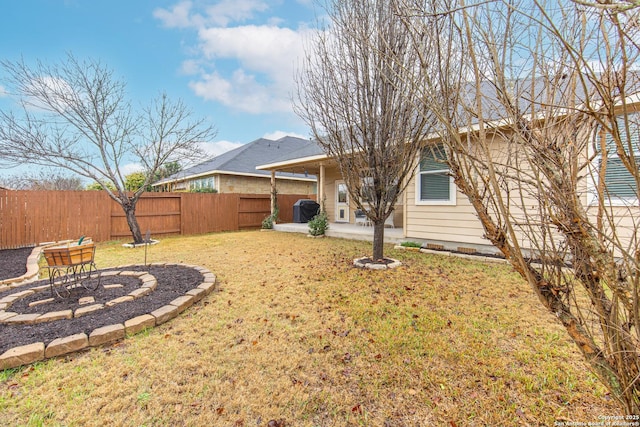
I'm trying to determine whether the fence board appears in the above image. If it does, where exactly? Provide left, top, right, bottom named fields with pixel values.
left=181, top=193, right=239, bottom=234
left=238, top=194, right=270, bottom=229
left=0, top=190, right=314, bottom=249
left=110, top=193, right=183, bottom=239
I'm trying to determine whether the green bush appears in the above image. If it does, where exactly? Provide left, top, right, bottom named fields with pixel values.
left=308, top=211, right=329, bottom=236
left=190, top=188, right=217, bottom=193
left=400, top=241, right=422, bottom=248
left=262, top=207, right=279, bottom=229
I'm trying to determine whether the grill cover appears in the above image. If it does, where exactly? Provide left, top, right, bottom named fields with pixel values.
left=293, top=199, right=320, bottom=223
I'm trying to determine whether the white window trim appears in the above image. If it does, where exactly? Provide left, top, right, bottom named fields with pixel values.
left=414, top=161, right=457, bottom=206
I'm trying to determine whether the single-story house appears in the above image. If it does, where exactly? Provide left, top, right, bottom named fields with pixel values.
left=153, top=136, right=317, bottom=195
left=257, top=111, right=640, bottom=255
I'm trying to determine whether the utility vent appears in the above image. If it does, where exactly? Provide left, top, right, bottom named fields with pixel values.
left=426, top=243, right=444, bottom=250
left=457, top=246, right=477, bottom=254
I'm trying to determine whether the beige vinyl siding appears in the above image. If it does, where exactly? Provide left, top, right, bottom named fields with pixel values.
left=405, top=174, right=489, bottom=246
left=405, top=136, right=537, bottom=251
left=322, top=168, right=342, bottom=222
left=586, top=205, right=640, bottom=255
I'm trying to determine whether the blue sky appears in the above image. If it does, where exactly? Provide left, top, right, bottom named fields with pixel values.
left=0, top=0, right=318, bottom=177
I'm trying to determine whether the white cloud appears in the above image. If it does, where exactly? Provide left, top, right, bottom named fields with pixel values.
left=199, top=140, right=244, bottom=156
left=154, top=0, right=270, bottom=29
left=121, top=162, right=144, bottom=176
left=197, top=25, right=305, bottom=76
left=179, top=59, right=202, bottom=76
left=202, top=0, right=269, bottom=27
left=190, top=25, right=311, bottom=113
left=153, top=1, right=197, bottom=28
left=263, top=130, right=307, bottom=140
left=189, top=68, right=292, bottom=114
left=0, top=85, right=7, bottom=97
left=154, top=1, right=315, bottom=115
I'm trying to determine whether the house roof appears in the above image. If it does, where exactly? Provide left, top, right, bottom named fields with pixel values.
left=155, top=136, right=319, bottom=185
left=257, top=77, right=640, bottom=173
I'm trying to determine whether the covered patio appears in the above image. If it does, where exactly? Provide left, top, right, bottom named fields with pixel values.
left=257, top=144, right=405, bottom=236
left=273, top=221, right=405, bottom=244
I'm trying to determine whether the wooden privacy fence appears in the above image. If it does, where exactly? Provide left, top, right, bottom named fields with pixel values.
left=0, top=190, right=315, bottom=249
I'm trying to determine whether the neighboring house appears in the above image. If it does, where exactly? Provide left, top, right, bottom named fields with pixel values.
left=153, top=136, right=317, bottom=195
left=257, top=111, right=640, bottom=254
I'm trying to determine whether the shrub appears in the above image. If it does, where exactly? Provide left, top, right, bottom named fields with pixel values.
left=308, top=211, right=329, bottom=236
left=262, top=208, right=279, bottom=229
left=190, top=188, right=217, bottom=193
left=400, top=241, right=422, bottom=248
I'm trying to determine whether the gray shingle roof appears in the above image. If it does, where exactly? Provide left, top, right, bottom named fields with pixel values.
left=157, top=136, right=319, bottom=184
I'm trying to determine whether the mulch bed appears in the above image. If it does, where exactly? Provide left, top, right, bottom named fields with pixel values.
left=0, top=247, right=33, bottom=281
left=0, top=248, right=204, bottom=355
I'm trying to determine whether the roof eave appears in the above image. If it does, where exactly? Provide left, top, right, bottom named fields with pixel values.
left=152, top=169, right=316, bottom=187
left=256, top=153, right=330, bottom=171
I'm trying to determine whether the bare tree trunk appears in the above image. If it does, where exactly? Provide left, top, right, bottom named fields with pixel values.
left=122, top=199, right=143, bottom=244
left=372, top=220, right=386, bottom=261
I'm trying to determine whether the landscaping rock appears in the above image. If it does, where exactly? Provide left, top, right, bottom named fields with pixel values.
left=4, top=313, right=41, bottom=324
left=151, top=304, right=179, bottom=325
left=74, top=303, right=104, bottom=317
left=45, top=333, right=89, bottom=358
left=89, top=324, right=125, bottom=347
left=36, top=310, right=73, bottom=323
left=124, top=314, right=156, bottom=335
left=0, top=342, right=45, bottom=370
left=105, top=295, right=134, bottom=307
left=169, top=295, right=194, bottom=313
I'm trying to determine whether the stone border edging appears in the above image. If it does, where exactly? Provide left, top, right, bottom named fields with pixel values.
left=0, top=240, right=83, bottom=290
left=0, top=263, right=217, bottom=371
left=394, top=245, right=510, bottom=264
left=0, top=245, right=44, bottom=288
left=353, top=256, right=402, bottom=270
left=0, top=271, right=158, bottom=324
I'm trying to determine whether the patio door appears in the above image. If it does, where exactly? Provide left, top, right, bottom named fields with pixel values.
left=335, top=181, right=349, bottom=222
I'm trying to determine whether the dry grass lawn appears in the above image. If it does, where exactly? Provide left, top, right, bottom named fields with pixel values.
left=0, top=231, right=618, bottom=426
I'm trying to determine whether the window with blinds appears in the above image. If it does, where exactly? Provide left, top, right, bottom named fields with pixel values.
left=416, top=144, right=455, bottom=205
left=599, top=115, right=640, bottom=202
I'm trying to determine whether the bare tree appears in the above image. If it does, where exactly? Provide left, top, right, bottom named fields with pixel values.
left=0, top=55, right=216, bottom=243
left=400, top=0, right=640, bottom=413
left=295, top=0, right=435, bottom=261
left=1, top=171, right=84, bottom=190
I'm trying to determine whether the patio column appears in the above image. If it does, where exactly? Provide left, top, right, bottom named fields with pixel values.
left=319, top=163, right=325, bottom=212
left=270, top=170, right=277, bottom=215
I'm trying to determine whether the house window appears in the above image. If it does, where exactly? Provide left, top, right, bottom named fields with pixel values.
left=594, top=114, right=640, bottom=205
left=190, top=177, right=216, bottom=192
left=337, top=183, right=348, bottom=204
left=416, top=144, right=456, bottom=205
